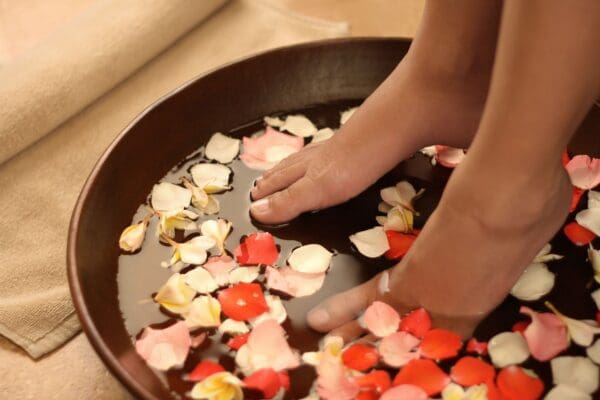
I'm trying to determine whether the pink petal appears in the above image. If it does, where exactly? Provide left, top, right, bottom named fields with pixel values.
left=379, top=331, right=420, bottom=367
left=566, top=155, right=600, bottom=190
left=380, top=384, right=428, bottom=400
left=279, top=267, right=326, bottom=297
left=363, top=301, right=401, bottom=338
left=316, top=352, right=360, bottom=400
left=203, top=255, right=236, bottom=286
left=240, top=127, right=304, bottom=170
left=135, top=321, right=191, bottom=371
left=265, top=266, right=294, bottom=296
left=243, top=319, right=300, bottom=372
left=435, top=145, right=466, bottom=168
left=520, top=306, right=569, bottom=361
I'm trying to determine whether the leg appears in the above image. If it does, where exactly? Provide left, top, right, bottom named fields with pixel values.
left=309, top=0, right=600, bottom=339
left=250, top=0, right=502, bottom=224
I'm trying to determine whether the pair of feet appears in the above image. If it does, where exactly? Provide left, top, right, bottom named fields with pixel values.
left=250, top=54, right=572, bottom=340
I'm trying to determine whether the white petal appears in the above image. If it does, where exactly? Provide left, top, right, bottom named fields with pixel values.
left=200, top=219, right=231, bottom=254
left=340, top=107, right=357, bottom=125
left=218, top=319, right=249, bottom=335
left=205, top=132, right=240, bottom=164
left=151, top=182, right=191, bottom=212
left=184, top=267, right=218, bottom=294
left=119, top=222, right=147, bottom=252
left=178, top=236, right=216, bottom=265
left=288, top=244, right=333, bottom=274
left=589, top=245, right=600, bottom=282
left=250, top=295, right=287, bottom=327
left=545, top=385, right=592, bottom=400
left=263, top=115, right=285, bottom=127
left=566, top=318, right=600, bottom=347
left=576, top=208, right=600, bottom=236
left=184, top=295, right=221, bottom=329
left=551, top=356, right=599, bottom=394
left=190, top=163, right=232, bottom=193
left=378, top=201, right=393, bottom=213
left=312, top=128, right=335, bottom=143
left=534, top=243, right=563, bottom=263
left=488, top=331, right=530, bottom=367
left=591, top=289, right=600, bottom=310
left=420, top=145, right=438, bottom=157
left=229, top=267, right=260, bottom=284
left=510, top=263, right=555, bottom=301
left=587, top=339, right=600, bottom=364
left=154, top=273, right=196, bottom=314
left=349, top=226, right=389, bottom=258
left=588, top=191, right=600, bottom=209
left=281, top=115, right=317, bottom=137
left=264, top=144, right=300, bottom=163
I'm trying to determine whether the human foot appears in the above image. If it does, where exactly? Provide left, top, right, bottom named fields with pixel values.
left=307, top=159, right=573, bottom=340
left=250, top=58, right=491, bottom=224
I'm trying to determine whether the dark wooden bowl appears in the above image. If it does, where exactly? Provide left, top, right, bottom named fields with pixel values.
left=67, top=37, right=600, bottom=400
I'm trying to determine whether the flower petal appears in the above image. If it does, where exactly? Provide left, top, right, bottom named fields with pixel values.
left=380, top=384, right=428, bottom=400
left=399, top=308, right=432, bottom=339
left=576, top=208, right=600, bottom=237
left=191, top=163, right=232, bottom=193
left=378, top=331, right=420, bottom=368
left=190, top=371, right=243, bottom=400
left=265, top=266, right=294, bottom=296
left=545, top=385, right=592, bottom=400
left=218, top=283, right=269, bottom=321
left=154, top=273, right=196, bottom=314
left=565, top=155, right=600, bottom=190
left=243, top=368, right=283, bottom=399
left=151, top=182, right=191, bottom=212
left=288, top=244, right=333, bottom=274
left=203, top=255, right=236, bottom=286
left=228, top=266, right=260, bottom=284
left=551, top=356, right=599, bottom=394
left=312, top=127, right=335, bottom=143
left=218, top=319, right=249, bottom=335
left=435, top=145, right=466, bottom=168
left=200, top=219, right=232, bottom=255
left=354, top=370, right=392, bottom=394
left=392, top=358, right=451, bottom=396
left=349, top=226, right=390, bottom=258
left=240, top=127, right=304, bottom=170
left=450, top=356, right=495, bottom=386
left=546, top=302, right=600, bottom=347
left=363, top=301, right=401, bottom=338
left=419, top=329, right=462, bottom=361
left=316, top=352, right=360, bottom=400
left=589, top=245, right=600, bottom=283
left=384, top=230, right=417, bottom=260
left=205, top=132, right=241, bottom=164
left=278, top=267, right=326, bottom=297
left=188, top=360, right=225, bottom=382
left=119, top=218, right=149, bottom=252
left=488, top=331, right=530, bottom=367
left=520, top=306, right=568, bottom=361
left=496, top=366, right=544, bottom=400
left=179, top=236, right=216, bottom=265
left=183, top=295, right=221, bottom=329
left=466, top=338, right=488, bottom=356
left=184, top=267, right=219, bottom=294
left=235, top=232, right=279, bottom=265
left=340, top=107, right=357, bottom=125
left=280, top=114, right=317, bottom=137
left=227, top=332, right=249, bottom=350
left=564, top=221, right=596, bottom=246
left=135, top=321, right=191, bottom=371
left=510, top=262, right=555, bottom=301
left=341, top=344, right=379, bottom=371
left=586, top=338, right=600, bottom=364
left=249, top=294, right=287, bottom=327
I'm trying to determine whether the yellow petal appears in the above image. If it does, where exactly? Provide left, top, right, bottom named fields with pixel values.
left=184, top=295, right=221, bottom=329
left=200, top=219, right=232, bottom=255
left=154, top=273, right=196, bottom=314
left=190, top=372, right=243, bottom=400
left=119, top=221, right=147, bottom=252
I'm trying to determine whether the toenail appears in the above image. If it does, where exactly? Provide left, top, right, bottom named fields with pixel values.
left=250, top=198, right=269, bottom=213
left=308, top=308, right=330, bottom=326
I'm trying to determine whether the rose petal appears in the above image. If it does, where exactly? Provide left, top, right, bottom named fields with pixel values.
left=497, top=366, right=544, bottom=400
left=349, top=226, right=390, bottom=258
left=235, top=319, right=300, bottom=375
left=190, top=163, right=232, bottom=193
left=312, top=127, right=335, bottom=143
left=565, top=155, right=600, bottom=190
left=265, top=266, right=294, bottom=296
left=151, top=182, right=192, bottom=212
left=188, top=360, right=225, bottom=382
left=510, top=262, right=555, bottom=301
left=154, top=273, right=196, bottom=314
left=533, top=243, right=563, bottom=263
left=363, top=301, right=401, bottom=338
left=586, top=338, right=600, bottom=364
left=218, top=283, right=269, bottom=321
left=399, top=308, right=432, bottom=339
left=203, top=255, right=236, bottom=286
left=589, top=245, right=600, bottom=283
left=466, top=338, right=489, bottom=356
left=287, top=244, right=333, bottom=274
left=340, top=107, right=357, bottom=125
left=316, top=352, right=360, bottom=400
left=546, top=302, right=600, bottom=347
left=135, top=321, right=191, bottom=371
left=200, top=219, right=232, bottom=255
left=227, top=332, right=249, bottom=350
left=280, top=114, right=317, bottom=137
left=249, top=294, right=287, bottom=327
left=551, top=356, right=599, bottom=394
left=571, top=187, right=586, bottom=212
left=419, top=329, right=462, bottom=361
left=384, top=230, right=417, bottom=260
left=488, top=331, right=530, bottom=367
left=545, top=385, right=592, bottom=400
left=380, top=181, right=421, bottom=211
left=278, top=267, right=326, bottom=297
left=450, top=356, right=495, bottom=386
left=243, top=368, right=282, bottom=399
left=341, top=344, right=379, bottom=371
left=235, top=232, right=279, bottom=265
left=393, top=358, right=451, bottom=397
left=184, top=267, right=218, bottom=294
left=520, top=306, right=568, bottom=361
left=354, top=370, right=392, bottom=394
left=240, top=127, right=304, bottom=170
left=263, top=115, right=285, bottom=127
left=218, top=319, right=249, bottom=335
left=183, top=295, right=221, bottom=329
left=564, top=221, right=596, bottom=246
left=576, top=208, right=600, bottom=237
left=378, top=331, right=420, bottom=368
left=205, top=132, right=240, bottom=164
left=380, top=384, right=428, bottom=400
left=441, top=383, right=488, bottom=400
left=178, top=236, right=216, bottom=265
left=435, top=145, right=466, bottom=168
left=228, top=266, right=260, bottom=284
left=190, top=371, right=243, bottom=400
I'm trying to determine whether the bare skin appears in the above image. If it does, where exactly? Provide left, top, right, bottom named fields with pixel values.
left=252, top=0, right=600, bottom=340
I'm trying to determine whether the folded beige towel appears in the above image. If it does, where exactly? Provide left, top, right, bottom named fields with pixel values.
left=0, top=0, right=349, bottom=359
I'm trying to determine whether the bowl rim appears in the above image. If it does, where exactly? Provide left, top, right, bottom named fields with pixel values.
left=66, top=36, right=409, bottom=399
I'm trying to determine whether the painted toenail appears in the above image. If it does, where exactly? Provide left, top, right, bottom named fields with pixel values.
left=308, top=308, right=330, bottom=326
left=250, top=198, right=269, bottom=213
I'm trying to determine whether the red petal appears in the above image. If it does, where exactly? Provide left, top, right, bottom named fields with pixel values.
left=355, top=370, right=392, bottom=394
left=392, top=359, right=450, bottom=396
left=450, top=356, right=495, bottom=386
left=243, top=368, right=282, bottom=399
left=497, top=366, right=544, bottom=400
left=277, top=372, right=290, bottom=391
left=234, top=232, right=279, bottom=265
left=570, top=187, right=585, bottom=212
left=465, top=338, right=488, bottom=356
left=188, top=360, right=225, bottom=382
left=562, top=150, right=570, bottom=167
left=399, top=308, right=432, bottom=338
left=564, top=221, right=596, bottom=246
left=485, top=378, right=504, bottom=400
left=218, top=283, right=269, bottom=321
left=511, top=321, right=529, bottom=334
left=355, top=391, right=379, bottom=400
left=227, top=332, right=250, bottom=350
left=342, top=344, right=379, bottom=371
left=419, top=329, right=462, bottom=360
left=384, top=231, right=416, bottom=260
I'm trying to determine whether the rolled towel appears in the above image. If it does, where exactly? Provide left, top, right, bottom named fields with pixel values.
left=0, top=0, right=227, bottom=165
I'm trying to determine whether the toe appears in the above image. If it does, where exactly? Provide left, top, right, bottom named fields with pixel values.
left=330, top=321, right=365, bottom=343
left=251, top=160, right=306, bottom=200
left=307, top=278, right=377, bottom=332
